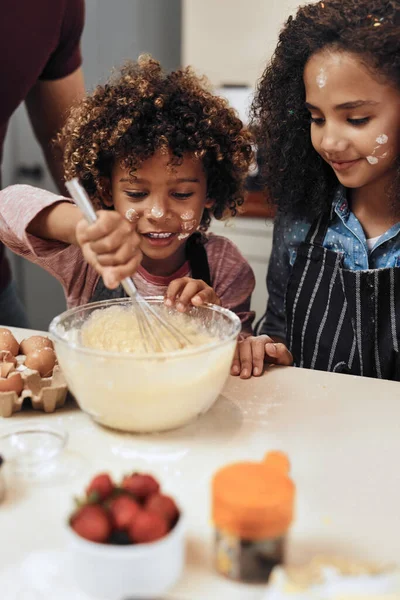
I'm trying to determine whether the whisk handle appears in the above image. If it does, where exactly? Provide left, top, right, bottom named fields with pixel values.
left=121, top=278, right=139, bottom=298
left=65, top=178, right=97, bottom=224
left=66, top=177, right=139, bottom=298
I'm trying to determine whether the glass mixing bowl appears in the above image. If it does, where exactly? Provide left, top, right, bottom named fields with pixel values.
left=49, top=297, right=240, bottom=433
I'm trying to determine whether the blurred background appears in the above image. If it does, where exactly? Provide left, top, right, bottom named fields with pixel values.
left=3, top=0, right=305, bottom=330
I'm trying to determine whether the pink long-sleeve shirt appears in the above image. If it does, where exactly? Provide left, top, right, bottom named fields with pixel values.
left=0, top=185, right=255, bottom=333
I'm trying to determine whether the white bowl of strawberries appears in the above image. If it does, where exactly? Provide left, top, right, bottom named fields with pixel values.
left=67, top=471, right=184, bottom=599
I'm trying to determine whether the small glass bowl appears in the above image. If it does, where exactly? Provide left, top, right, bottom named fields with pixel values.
left=0, top=425, right=68, bottom=479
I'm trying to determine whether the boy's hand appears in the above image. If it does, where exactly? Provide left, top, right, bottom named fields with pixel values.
left=76, top=211, right=142, bottom=288
left=231, top=334, right=293, bottom=379
left=164, top=277, right=221, bottom=312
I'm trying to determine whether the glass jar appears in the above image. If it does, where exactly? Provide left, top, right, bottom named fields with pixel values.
left=212, top=451, right=295, bottom=583
left=0, top=455, right=5, bottom=502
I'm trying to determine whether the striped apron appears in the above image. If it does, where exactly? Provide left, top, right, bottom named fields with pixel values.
left=286, top=213, right=400, bottom=380
left=90, top=232, right=211, bottom=303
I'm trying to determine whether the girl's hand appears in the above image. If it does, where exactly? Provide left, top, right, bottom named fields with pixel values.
left=164, top=277, right=221, bottom=312
left=231, top=334, right=293, bottom=379
left=76, top=210, right=142, bottom=288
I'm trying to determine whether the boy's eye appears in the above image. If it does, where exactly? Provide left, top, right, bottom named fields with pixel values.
left=125, top=191, right=147, bottom=199
left=172, top=192, right=194, bottom=199
left=347, top=117, right=370, bottom=126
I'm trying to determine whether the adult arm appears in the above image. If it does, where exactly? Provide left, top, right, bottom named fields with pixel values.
left=25, top=67, right=85, bottom=194
left=25, top=0, right=85, bottom=194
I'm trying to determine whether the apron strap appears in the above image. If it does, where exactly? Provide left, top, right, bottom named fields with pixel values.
left=305, top=209, right=333, bottom=247
left=185, top=232, right=211, bottom=286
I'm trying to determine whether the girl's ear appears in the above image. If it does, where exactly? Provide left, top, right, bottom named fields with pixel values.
left=98, top=177, right=113, bottom=208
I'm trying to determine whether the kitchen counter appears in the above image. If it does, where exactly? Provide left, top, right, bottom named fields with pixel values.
left=1, top=326, right=400, bottom=599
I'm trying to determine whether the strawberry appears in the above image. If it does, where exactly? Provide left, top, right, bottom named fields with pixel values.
left=145, top=493, right=179, bottom=526
left=86, top=473, right=114, bottom=501
left=109, top=495, right=140, bottom=531
left=70, top=504, right=111, bottom=543
left=128, top=509, right=168, bottom=544
left=121, top=473, right=160, bottom=501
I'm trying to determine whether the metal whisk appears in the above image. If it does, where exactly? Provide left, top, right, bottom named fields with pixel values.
left=65, top=178, right=192, bottom=352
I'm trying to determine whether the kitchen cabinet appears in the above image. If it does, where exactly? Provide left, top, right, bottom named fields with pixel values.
left=182, top=0, right=310, bottom=89
left=209, top=210, right=273, bottom=323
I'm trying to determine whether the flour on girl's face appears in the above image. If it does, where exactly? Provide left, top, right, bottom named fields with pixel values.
left=367, top=134, right=389, bottom=165
left=316, top=68, right=327, bottom=88
left=376, top=134, right=388, bottom=145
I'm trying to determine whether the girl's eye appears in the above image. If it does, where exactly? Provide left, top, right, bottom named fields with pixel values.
left=125, top=191, right=147, bottom=199
left=347, top=117, right=370, bottom=126
left=310, top=116, right=325, bottom=125
left=172, top=192, right=194, bottom=199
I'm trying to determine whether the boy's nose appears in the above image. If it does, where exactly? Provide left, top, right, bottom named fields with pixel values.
left=150, top=204, right=164, bottom=219
left=146, top=199, right=169, bottom=221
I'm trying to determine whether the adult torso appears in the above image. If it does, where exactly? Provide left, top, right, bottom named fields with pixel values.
left=0, top=0, right=75, bottom=167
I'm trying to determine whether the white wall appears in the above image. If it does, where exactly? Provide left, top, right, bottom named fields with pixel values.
left=83, top=0, right=182, bottom=89
left=182, top=0, right=311, bottom=87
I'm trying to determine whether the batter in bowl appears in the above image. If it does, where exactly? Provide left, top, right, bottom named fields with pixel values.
left=81, top=304, right=215, bottom=354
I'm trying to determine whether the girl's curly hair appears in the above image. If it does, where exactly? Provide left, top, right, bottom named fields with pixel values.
left=252, top=0, right=400, bottom=220
left=59, top=55, right=253, bottom=229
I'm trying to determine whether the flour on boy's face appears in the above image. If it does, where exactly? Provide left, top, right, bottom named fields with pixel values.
left=111, top=150, right=210, bottom=272
left=125, top=207, right=139, bottom=222
left=304, top=49, right=400, bottom=191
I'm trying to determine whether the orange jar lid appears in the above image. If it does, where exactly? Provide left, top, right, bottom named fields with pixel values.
left=212, top=451, right=295, bottom=540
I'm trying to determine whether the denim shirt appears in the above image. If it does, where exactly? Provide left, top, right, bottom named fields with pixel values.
left=259, top=187, right=400, bottom=341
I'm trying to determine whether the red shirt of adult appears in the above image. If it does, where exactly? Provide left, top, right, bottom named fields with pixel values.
left=0, top=0, right=84, bottom=291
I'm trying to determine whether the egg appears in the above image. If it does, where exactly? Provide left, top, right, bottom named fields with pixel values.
left=0, top=361, right=16, bottom=378
left=24, top=347, right=57, bottom=377
left=0, top=350, right=17, bottom=367
left=0, top=350, right=17, bottom=378
left=0, top=372, right=23, bottom=395
left=19, top=335, right=54, bottom=355
left=0, top=328, right=19, bottom=356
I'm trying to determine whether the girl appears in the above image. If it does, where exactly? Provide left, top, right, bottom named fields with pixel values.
left=232, top=0, right=400, bottom=379
left=0, top=56, right=255, bottom=334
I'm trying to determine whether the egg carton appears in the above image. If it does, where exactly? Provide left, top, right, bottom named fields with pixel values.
left=0, top=365, right=68, bottom=418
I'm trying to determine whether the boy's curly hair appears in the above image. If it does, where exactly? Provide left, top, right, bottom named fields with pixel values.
left=252, top=0, right=400, bottom=220
left=60, top=55, right=253, bottom=229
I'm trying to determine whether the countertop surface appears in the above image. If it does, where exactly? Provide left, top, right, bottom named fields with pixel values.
left=1, top=326, right=400, bottom=599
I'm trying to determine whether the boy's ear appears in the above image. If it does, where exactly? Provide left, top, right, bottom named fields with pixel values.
left=98, top=177, right=113, bottom=207
left=205, top=197, right=215, bottom=209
